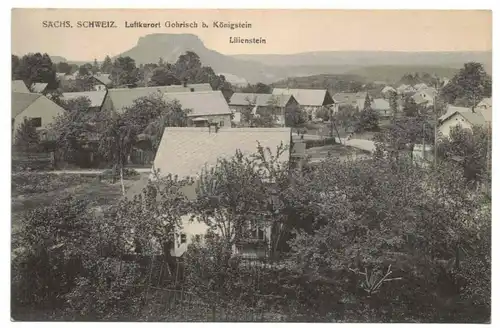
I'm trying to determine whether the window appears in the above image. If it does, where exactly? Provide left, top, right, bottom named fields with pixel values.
left=30, top=117, right=42, bottom=128
left=219, top=121, right=224, bottom=127
left=180, top=234, right=187, bottom=244
left=194, top=234, right=201, bottom=243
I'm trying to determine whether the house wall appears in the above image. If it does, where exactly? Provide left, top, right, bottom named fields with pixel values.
left=13, top=97, right=65, bottom=141
left=439, top=115, right=473, bottom=137
left=171, top=214, right=272, bottom=258
left=189, top=114, right=232, bottom=128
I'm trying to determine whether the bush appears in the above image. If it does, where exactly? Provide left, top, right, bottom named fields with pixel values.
left=304, top=137, right=336, bottom=149
left=100, top=168, right=140, bottom=181
left=11, top=173, right=94, bottom=196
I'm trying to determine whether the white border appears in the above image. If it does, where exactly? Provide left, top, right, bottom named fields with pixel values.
left=3, top=1, right=497, bottom=328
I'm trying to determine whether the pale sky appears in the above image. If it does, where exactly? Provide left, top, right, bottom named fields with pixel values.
left=11, top=9, right=492, bottom=61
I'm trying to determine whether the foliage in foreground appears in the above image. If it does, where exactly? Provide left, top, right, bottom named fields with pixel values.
left=11, top=149, right=491, bottom=322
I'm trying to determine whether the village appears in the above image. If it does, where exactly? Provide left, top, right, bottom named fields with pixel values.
left=11, top=46, right=492, bottom=322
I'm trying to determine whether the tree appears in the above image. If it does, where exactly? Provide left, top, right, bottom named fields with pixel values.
left=441, top=62, right=492, bottom=107
left=150, top=66, right=180, bottom=86
left=14, top=118, right=40, bottom=152
left=388, top=91, right=399, bottom=117
left=437, top=125, right=490, bottom=184
left=78, top=63, right=93, bottom=77
left=92, top=59, right=100, bottom=75
left=363, top=93, right=372, bottom=110
left=13, top=53, right=58, bottom=90
left=241, top=83, right=272, bottom=94
left=110, top=56, right=138, bottom=86
left=358, top=108, right=379, bottom=132
left=287, top=156, right=490, bottom=322
left=100, top=55, right=113, bottom=74
left=50, top=97, right=98, bottom=167
left=12, top=55, right=20, bottom=79
left=402, top=96, right=419, bottom=117
left=56, top=62, right=72, bottom=75
left=191, top=145, right=288, bottom=254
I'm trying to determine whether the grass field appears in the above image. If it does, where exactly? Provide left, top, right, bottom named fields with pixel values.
left=11, top=173, right=146, bottom=235
left=306, top=144, right=370, bottom=163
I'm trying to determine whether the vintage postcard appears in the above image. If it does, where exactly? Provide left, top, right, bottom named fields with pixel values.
left=11, top=8, right=492, bottom=323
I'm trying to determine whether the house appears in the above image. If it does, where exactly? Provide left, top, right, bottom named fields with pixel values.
left=101, top=84, right=213, bottom=113
left=228, top=93, right=299, bottom=125
left=396, top=84, right=416, bottom=95
left=412, top=88, right=437, bottom=107
left=476, top=97, right=492, bottom=111
left=12, top=80, right=30, bottom=93
left=438, top=109, right=488, bottom=137
left=30, top=82, right=48, bottom=94
left=12, top=92, right=65, bottom=141
left=90, top=73, right=111, bottom=91
left=272, top=88, right=334, bottom=120
left=163, top=91, right=233, bottom=128
left=151, top=127, right=292, bottom=258
left=61, top=91, right=108, bottom=112
left=332, top=92, right=370, bottom=112
left=414, top=83, right=428, bottom=91
left=381, top=86, right=396, bottom=96
left=356, top=98, right=392, bottom=118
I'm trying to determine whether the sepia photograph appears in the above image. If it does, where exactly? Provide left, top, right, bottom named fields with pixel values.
left=10, top=8, right=492, bottom=323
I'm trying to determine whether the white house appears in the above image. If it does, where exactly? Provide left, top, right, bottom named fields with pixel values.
left=12, top=92, right=65, bottom=141
left=438, top=110, right=488, bottom=137
left=151, top=127, right=292, bottom=259
left=272, top=88, right=334, bottom=120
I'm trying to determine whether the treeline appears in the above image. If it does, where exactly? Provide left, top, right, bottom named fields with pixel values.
left=11, top=51, right=234, bottom=99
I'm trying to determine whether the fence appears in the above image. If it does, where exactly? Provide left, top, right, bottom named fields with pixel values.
left=130, top=149, right=155, bottom=166
left=116, top=254, right=287, bottom=321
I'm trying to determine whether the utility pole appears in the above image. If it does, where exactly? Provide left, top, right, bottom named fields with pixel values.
left=433, top=78, right=440, bottom=166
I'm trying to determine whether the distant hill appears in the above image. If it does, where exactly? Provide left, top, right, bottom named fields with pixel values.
left=232, top=51, right=492, bottom=69
left=45, top=33, right=491, bottom=84
left=345, top=65, right=461, bottom=84
left=50, top=56, right=68, bottom=63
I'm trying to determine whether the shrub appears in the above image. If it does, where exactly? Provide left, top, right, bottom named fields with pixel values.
left=304, top=137, right=336, bottom=149
left=100, top=168, right=140, bottom=181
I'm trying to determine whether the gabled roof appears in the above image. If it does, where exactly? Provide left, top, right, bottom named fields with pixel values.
left=272, top=88, right=334, bottom=107
left=62, top=91, right=107, bottom=108
left=439, top=105, right=471, bottom=122
left=477, top=97, right=492, bottom=108
left=229, top=93, right=294, bottom=107
left=163, top=91, right=232, bottom=117
left=444, top=111, right=487, bottom=127
left=105, top=84, right=213, bottom=112
left=381, top=86, right=396, bottom=94
left=414, top=83, right=428, bottom=90
left=31, top=82, right=48, bottom=93
left=12, top=92, right=42, bottom=117
left=12, top=80, right=30, bottom=93
left=92, top=73, right=111, bottom=85
left=412, top=93, right=429, bottom=105
left=12, top=92, right=64, bottom=118
left=153, top=127, right=291, bottom=179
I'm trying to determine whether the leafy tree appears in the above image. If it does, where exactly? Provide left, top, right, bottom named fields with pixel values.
left=363, top=93, right=372, bottom=110
left=388, top=91, right=399, bottom=116
left=285, top=106, right=307, bottom=129
left=288, top=156, right=490, bottom=322
left=78, top=63, right=93, bottom=77
left=150, top=66, right=180, bottom=86
left=110, top=56, right=138, bottom=86
left=50, top=97, right=98, bottom=166
left=402, top=96, right=419, bottom=117
left=358, top=108, right=379, bottom=132
left=14, top=118, right=41, bottom=152
left=441, top=62, right=492, bottom=107
left=241, top=83, right=272, bottom=94
left=12, top=55, right=20, bottom=79
left=100, top=55, right=113, bottom=74
left=92, top=59, right=99, bottom=75
left=374, top=116, right=434, bottom=161
left=437, top=125, right=490, bottom=184
left=12, top=53, right=58, bottom=90
left=56, top=62, right=72, bottom=75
